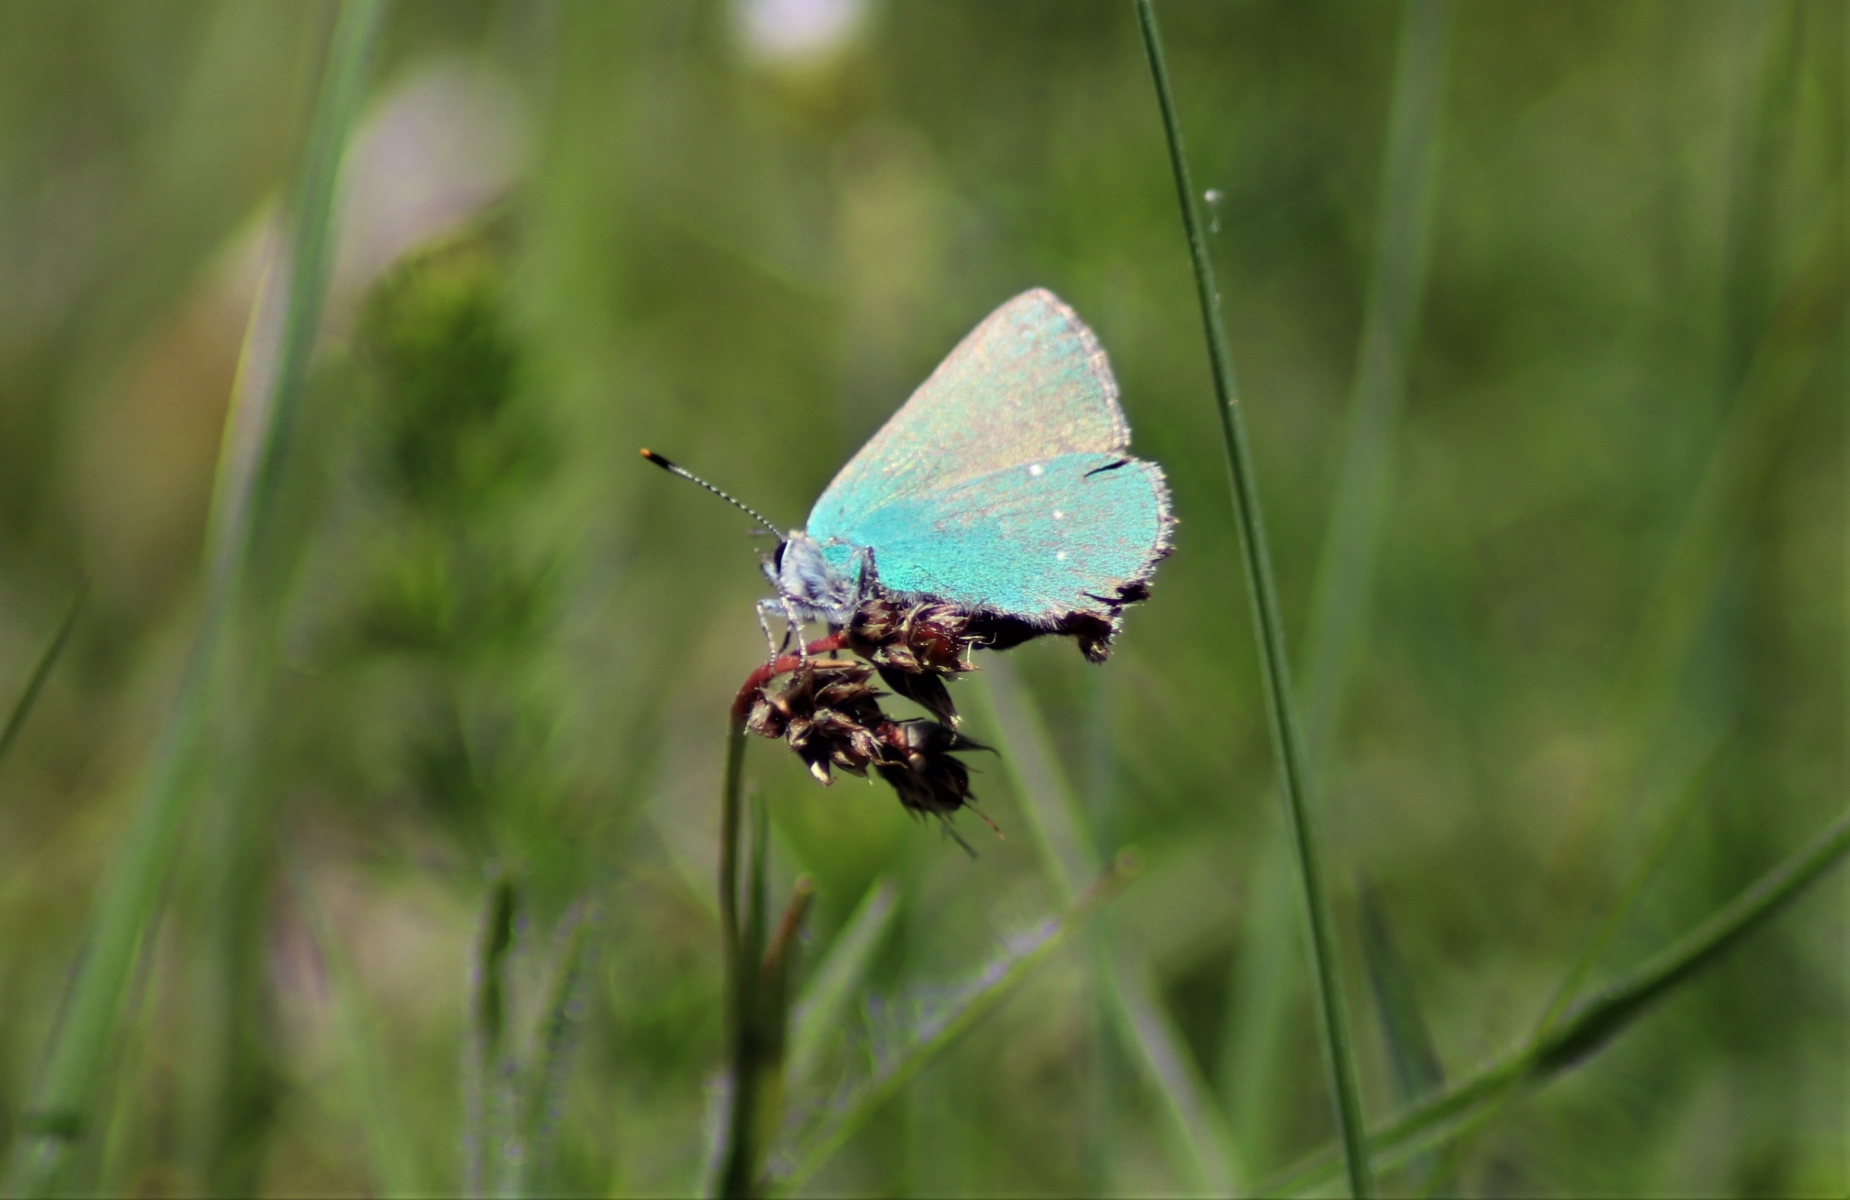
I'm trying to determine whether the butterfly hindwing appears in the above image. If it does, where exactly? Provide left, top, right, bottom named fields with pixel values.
left=819, top=452, right=1168, bottom=623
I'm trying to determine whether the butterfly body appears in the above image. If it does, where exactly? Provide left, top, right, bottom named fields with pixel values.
left=771, top=288, right=1171, bottom=662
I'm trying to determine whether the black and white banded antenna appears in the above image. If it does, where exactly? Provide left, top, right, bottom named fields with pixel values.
left=640, top=449, right=785, bottom=538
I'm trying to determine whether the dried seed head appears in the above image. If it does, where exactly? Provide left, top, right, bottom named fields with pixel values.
left=873, top=719, right=989, bottom=817
left=740, top=606, right=991, bottom=828
left=746, top=659, right=890, bottom=785
left=842, top=595, right=980, bottom=724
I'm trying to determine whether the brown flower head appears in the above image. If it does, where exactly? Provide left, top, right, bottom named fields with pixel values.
left=745, top=659, right=887, bottom=785
left=872, top=719, right=990, bottom=818
left=736, top=595, right=995, bottom=835
left=846, top=597, right=979, bottom=725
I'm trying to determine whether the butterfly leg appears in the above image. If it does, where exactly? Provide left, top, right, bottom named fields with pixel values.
left=850, top=546, right=879, bottom=607
left=755, top=598, right=786, bottom=661
left=780, top=595, right=810, bottom=664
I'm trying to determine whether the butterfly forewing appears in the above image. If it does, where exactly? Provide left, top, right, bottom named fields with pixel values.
left=807, top=289, right=1128, bottom=536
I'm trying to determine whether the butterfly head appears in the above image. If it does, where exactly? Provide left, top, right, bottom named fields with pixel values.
left=766, top=531, right=864, bottom=627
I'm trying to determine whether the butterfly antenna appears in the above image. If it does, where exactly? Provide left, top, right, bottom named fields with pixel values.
left=640, top=449, right=785, bottom=538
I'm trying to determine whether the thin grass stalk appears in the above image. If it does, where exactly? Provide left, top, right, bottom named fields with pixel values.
left=0, top=7, right=383, bottom=1194
left=715, top=805, right=808, bottom=1200
left=770, top=853, right=1141, bottom=1196
left=1256, top=802, right=1850, bottom=1196
left=1354, top=878, right=1444, bottom=1106
left=1541, top=736, right=1726, bottom=1048
left=0, top=589, right=80, bottom=772
left=89, top=933, right=163, bottom=1198
left=1133, top=3, right=1372, bottom=1194
left=1354, top=878, right=1445, bottom=1194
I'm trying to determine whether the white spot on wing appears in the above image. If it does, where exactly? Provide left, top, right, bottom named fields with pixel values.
left=1028, top=463, right=1043, bottom=477
left=1052, top=510, right=1064, bottom=521
left=1055, top=551, right=1067, bottom=561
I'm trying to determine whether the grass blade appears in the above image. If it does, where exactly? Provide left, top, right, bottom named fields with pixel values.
left=1105, top=962, right=1240, bottom=1196
left=786, top=877, right=898, bottom=1088
left=0, top=589, right=81, bottom=774
left=1219, top=826, right=1298, bottom=1170
left=1299, top=0, right=1452, bottom=766
left=1135, top=2, right=1373, bottom=1193
left=769, top=853, right=1141, bottom=1195
left=1354, top=878, right=1443, bottom=1107
left=1354, top=877, right=1446, bottom=1193
left=0, top=6, right=384, bottom=1193
left=1257, top=802, right=1850, bottom=1196
left=467, top=874, right=517, bottom=1198
left=969, top=665, right=1098, bottom=898
left=972, top=662, right=1241, bottom=1194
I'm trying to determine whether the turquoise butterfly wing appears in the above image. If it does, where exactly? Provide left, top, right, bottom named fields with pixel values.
left=806, top=289, right=1171, bottom=655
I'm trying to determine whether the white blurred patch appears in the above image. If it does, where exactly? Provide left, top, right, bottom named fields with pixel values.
left=331, top=57, right=527, bottom=314
left=735, top=0, right=867, bottom=66
left=72, top=56, right=527, bottom=608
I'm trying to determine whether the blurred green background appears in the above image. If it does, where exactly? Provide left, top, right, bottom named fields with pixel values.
left=0, top=1, right=1843, bottom=1196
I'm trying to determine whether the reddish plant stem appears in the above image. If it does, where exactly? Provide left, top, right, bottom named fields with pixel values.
left=730, top=633, right=849, bottom=724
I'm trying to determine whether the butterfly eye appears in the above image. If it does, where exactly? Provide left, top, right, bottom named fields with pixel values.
left=773, top=541, right=787, bottom=572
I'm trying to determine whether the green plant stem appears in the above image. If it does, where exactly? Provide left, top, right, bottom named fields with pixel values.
left=1134, top=3, right=1373, bottom=1195
left=716, top=722, right=757, bottom=1199
left=0, top=589, right=81, bottom=772
left=0, top=7, right=383, bottom=1195
left=1256, top=802, right=1850, bottom=1196
left=720, top=725, right=748, bottom=975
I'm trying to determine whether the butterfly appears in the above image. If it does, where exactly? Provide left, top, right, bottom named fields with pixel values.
left=768, top=288, right=1171, bottom=662
left=647, top=288, right=1171, bottom=663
